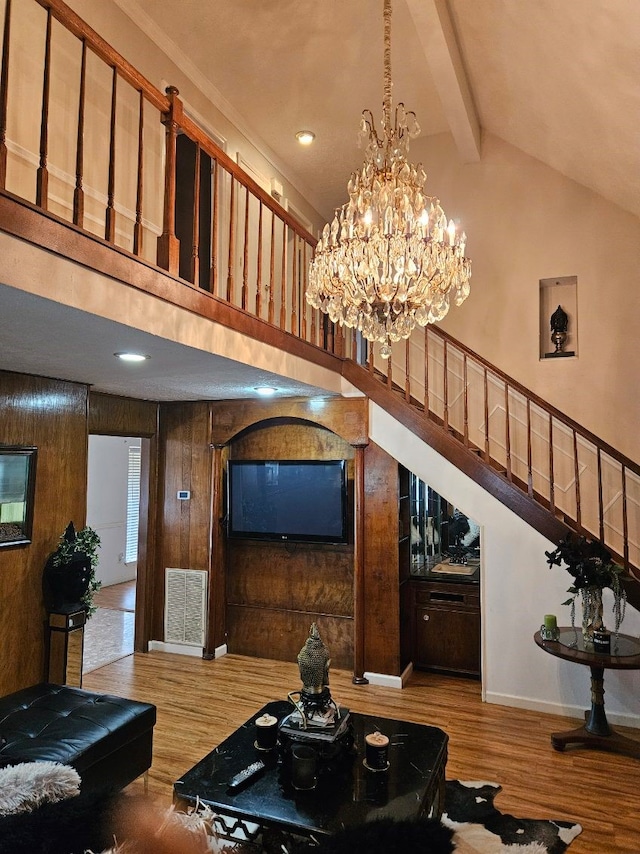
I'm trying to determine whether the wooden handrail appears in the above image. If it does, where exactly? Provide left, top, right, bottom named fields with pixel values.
left=433, top=326, right=640, bottom=476
left=35, top=0, right=170, bottom=112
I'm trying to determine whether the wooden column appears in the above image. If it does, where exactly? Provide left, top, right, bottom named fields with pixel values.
left=352, top=444, right=369, bottom=684
left=157, top=85, right=182, bottom=274
left=205, top=442, right=226, bottom=659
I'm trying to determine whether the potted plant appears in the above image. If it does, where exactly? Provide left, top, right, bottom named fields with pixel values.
left=545, top=533, right=626, bottom=642
left=43, top=522, right=102, bottom=618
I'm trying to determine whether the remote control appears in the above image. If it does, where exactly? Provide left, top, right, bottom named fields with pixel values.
left=227, top=760, right=265, bottom=791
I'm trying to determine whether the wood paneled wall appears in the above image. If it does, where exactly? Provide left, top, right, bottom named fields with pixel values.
left=0, top=370, right=88, bottom=695
left=88, top=392, right=158, bottom=436
left=363, top=441, right=403, bottom=677
left=153, top=398, right=405, bottom=676
left=155, top=402, right=214, bottom=641
left=227, top=421, right=355, bottom=669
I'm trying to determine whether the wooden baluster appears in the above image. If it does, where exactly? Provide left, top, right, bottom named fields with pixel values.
left=621, top=465, right=629, bottom=569
left=301, top=242, right=308, bottom=342
left=463, top=353, right=469, bottom=446
left=210, top=160, right=219, bottom=295
left=190, top=144, right=201, bottom=286
left=104, top=66, right=117, bottom=242
left=386, top=349, right=393, bottom=389
left=483, top=367, right=490, bottom=462
left=326, top=317, right=335, bottom=355
left=226, top=176, right=235, bottom=303
left=279, top=222, right=287, bottom=331
left=368, top=339, right=374, bottom=373
left=241, top=184, right=249, bottom=309
left=157, top=86, right=182, bottom=274
left=505, top=383, right=512, bottom=480
left=597, top=447, right=605, bottom=542
left=291, top=233, right=298, bottom=335
left=527, top=399, right=534, bottom=497
left=36, top=7, right=52, bottom=210
left=268, top=212, right=275, bottom=324
left=572, top=429, right=581, bottom=527
left=73, top=39, right=87, bottom=228
left=0, top=0, right=11, bottom=189
left=255, top=200, right=263, bottom=318
left=443, top=341, right=449, bottom=430
left=548, top=414, right=555, bottom=513
left=404, top=339, right=410, bottom=402
left=132, top=89, right=144, bottom=256
left=424, top=327, right=429, bottom=414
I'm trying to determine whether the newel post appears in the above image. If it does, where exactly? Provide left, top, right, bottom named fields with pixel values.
left=157, top=85, right=182, bottom=275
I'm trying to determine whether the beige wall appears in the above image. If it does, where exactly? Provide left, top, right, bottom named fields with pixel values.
left=62, top=0, right=325, bottom=234
left=412, top=132, right=640, bottom=463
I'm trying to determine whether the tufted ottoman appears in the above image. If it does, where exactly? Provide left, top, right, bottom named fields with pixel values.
left=0, top=683, right=156, bottom=792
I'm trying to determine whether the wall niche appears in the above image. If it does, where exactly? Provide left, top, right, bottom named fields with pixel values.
left=539, top=275, right=578, bottom=360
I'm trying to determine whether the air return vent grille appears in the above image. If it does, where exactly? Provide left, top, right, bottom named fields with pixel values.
left=164, top=568, right=207, bottom=647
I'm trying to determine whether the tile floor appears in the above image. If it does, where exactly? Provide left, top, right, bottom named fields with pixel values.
left=83, top=580, right=136, bottom=674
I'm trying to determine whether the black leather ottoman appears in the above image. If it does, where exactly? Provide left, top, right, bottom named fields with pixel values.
left=0, top=683, right=156, bottom=792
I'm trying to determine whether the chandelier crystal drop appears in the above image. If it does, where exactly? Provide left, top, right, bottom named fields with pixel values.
left=306, top=0, right=471, bottom=359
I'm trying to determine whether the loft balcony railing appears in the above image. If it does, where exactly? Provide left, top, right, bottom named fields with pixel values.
left=0, top=0, right=334, bottom=352
left=1, top=0, right=638, bottom=583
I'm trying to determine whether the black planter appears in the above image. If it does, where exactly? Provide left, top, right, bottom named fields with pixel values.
left=43, top=551, right=91, bottom=612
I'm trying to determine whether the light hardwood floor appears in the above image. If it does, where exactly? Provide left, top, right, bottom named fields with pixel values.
left=83, top=652, right=640, bottom=853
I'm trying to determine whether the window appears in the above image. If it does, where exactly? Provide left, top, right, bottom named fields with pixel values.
left=125, top=446, right=141, bottom=564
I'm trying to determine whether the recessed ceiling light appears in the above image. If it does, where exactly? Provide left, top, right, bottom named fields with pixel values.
left=114, top=352, right=150, bottom=362
left=255, top=386, right=277, bottom=396
left=295, top=130, right=315, bottom=146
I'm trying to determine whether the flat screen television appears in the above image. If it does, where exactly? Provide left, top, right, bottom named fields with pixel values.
left=227, top=459, right=348, bottom=544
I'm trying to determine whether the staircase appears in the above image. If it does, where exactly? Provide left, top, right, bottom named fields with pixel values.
left=342, top=330, right=640, bottom=612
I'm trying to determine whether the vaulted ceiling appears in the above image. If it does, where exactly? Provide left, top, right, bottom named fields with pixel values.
left=116, top=0, right=640, bottom=221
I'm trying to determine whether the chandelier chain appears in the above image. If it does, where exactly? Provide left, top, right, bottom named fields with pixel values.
left=382, top=0, right=392, bottom=132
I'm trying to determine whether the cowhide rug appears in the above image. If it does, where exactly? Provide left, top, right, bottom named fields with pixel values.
left=443, top=780, right=582, bottom=853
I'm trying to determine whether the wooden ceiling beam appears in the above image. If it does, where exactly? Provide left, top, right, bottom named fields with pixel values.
left=406, top=0, right=481, bottom=162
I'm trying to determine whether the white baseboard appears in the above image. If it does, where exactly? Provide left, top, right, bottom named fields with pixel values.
left=363, top=671, right=402, bottom=689
left=484, top=690, right=640, bottom=730
left=148, top=640, right=203, bottom=657
left=147, top=641, right=229, bottom=659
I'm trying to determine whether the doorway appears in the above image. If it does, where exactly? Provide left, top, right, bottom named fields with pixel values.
left=83, top=435, right=141, bottom=673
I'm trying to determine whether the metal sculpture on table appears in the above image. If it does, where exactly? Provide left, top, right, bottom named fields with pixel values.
left=279, top=623, right=352, bottom=759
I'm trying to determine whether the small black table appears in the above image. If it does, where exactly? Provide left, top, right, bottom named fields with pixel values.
left=534, top=628, right=640, bottom=758
left=173, top=700, right=448, bottom=844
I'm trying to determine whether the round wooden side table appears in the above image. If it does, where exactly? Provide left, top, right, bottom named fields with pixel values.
left=534, top=628, right=640, bottom=758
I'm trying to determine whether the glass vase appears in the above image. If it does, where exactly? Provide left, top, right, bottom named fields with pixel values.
left=581, top=586, right=604, bottom=645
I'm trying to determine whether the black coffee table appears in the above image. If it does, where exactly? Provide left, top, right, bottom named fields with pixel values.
left=173, top=700, right=448, bottom=844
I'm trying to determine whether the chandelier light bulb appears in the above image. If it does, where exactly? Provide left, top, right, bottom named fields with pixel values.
left=305, top=0, right=471, bottom=358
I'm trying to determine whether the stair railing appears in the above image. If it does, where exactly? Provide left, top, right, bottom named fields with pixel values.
left=360, top=328, right=640, bottom=580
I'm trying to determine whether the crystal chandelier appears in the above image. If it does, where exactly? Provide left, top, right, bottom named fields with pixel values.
left=306, top=0, right=471, bottom=359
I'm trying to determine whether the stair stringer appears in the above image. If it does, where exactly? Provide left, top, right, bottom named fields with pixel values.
left=369, top=402, right=640, bottom=729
